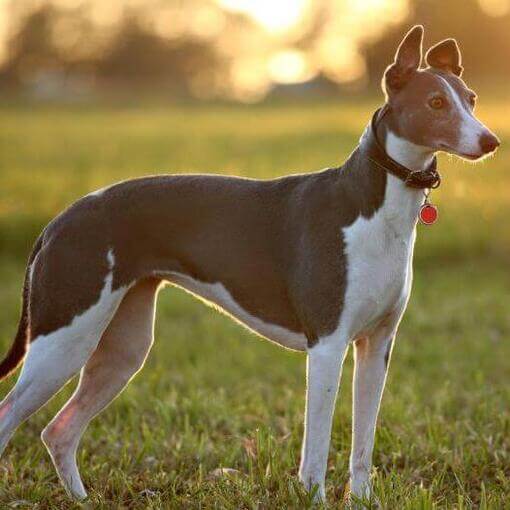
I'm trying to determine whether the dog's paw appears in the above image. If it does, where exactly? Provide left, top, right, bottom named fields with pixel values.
left=343, top=481, right=380, bottom=509
left=299, top=472, right=326, bottom=504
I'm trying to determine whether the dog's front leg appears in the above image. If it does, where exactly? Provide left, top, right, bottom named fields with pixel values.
left=299, top=339, right=349, bottom=502
left=348, top=326, right=396, bottom=503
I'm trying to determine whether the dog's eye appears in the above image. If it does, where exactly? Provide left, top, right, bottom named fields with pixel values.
left=468, top=95, right=477, bottom=108
left=429, top=97, right=444, bottom=109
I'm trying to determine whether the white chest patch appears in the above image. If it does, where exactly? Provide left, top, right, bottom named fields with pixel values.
left=340, top=175, right=421, bottom=339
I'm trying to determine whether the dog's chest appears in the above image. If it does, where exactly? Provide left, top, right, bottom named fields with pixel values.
left=341, top=182, right=420, bottom=337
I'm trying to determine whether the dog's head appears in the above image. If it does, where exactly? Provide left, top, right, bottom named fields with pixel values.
left=382, top=25, right=499, bottom=161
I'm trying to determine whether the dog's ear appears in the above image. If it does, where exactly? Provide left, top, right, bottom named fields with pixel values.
left=383, top=25, right=424, bottom=95
left=425, top=38, right=463, bottom=76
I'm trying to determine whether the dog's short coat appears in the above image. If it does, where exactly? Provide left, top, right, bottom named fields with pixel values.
left=0, top=26, right=499, bottom=503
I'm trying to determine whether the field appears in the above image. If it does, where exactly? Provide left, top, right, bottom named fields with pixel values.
left=0, top=100, right=509, bottom=509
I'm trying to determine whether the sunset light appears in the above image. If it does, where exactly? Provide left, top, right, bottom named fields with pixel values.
left=267, top=50, right=315, bottom=84
left=0, top=1, right=509, bottom=507
left=0, top=0, right=509, bottom=101
left=217, top=0, right=309, bottom=33
left=478, top=0, right=510, bottom=16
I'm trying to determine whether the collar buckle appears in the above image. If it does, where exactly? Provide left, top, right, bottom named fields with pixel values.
left=404, top=168, right=441, bottom=189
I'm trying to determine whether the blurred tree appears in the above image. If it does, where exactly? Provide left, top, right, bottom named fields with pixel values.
left=363, top=0, right=510, bottom=88
left=0, top=0, right=508, bottom=100
left=95, top=15, right=224, bottom=95
left=0, top=1, right=233, bottom=98
left=0, top=5, right=60, bottom=88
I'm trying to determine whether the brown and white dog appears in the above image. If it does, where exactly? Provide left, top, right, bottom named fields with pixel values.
left=0, top=26, right=500, bottom=503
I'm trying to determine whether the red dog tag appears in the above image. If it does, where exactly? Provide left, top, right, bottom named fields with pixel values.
left=419, top=203, right=438, bottom=225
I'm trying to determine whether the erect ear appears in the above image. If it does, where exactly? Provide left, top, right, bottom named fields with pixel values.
left=425, top=38, right=463, bottom=76
left=383, top=25, right=424, bottom=95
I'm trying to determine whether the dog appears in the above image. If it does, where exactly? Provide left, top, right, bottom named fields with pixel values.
left=0, top=25, right=499, bottom=503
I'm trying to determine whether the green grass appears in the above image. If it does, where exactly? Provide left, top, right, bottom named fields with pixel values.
left=0, top=100, right=509, bottom=509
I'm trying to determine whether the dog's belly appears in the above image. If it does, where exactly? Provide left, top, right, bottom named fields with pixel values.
left=163, top=272, right=308, bottom=351
left=341, top=210, right=415, bottom=338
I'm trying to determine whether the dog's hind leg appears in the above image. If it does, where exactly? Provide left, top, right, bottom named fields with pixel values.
left=41, top=278, right=160, bottom=500
left=0, top=263, right=127, bottom=458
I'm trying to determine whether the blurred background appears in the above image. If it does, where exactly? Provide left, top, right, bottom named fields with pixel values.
left=0, top=0, right=509, bottom=102
left=0, top=1, right=509, bottom=507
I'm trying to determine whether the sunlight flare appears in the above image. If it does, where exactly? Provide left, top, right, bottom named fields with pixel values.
left=217, top=0, right=308, bottom=32
left=478, top=0, right=510, bottom=16
left=267, top=49, right=316, bottom=84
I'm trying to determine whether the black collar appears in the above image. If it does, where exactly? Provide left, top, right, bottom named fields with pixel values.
left=364, top=108, right=441, bottom=190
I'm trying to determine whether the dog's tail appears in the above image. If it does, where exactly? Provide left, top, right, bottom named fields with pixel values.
left=0, top=236, right=43, bottom=381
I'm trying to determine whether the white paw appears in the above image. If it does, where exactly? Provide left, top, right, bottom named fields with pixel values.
left=68, top=481, right=88, bottom=501
left=344, top=479, right=379, bottom=509
left=299, top=471, right=326, bottom=503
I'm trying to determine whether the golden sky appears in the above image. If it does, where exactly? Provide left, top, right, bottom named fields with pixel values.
left=216, top=0, right=410, bottom=99
left=0, top=0, right=509, bottom=100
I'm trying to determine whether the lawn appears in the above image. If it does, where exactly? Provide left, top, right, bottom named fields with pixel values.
left=0, top=100, right=508, bottom=509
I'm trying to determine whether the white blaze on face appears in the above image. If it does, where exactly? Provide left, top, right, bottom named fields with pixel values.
left=435, top=75, right=488, bottom=157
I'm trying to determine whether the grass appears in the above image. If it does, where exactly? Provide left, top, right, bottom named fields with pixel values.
left=0, top=99, right=509, bottom=509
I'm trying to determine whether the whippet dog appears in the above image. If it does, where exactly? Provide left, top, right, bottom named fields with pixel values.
left=0, top=26, right=500, bottom=503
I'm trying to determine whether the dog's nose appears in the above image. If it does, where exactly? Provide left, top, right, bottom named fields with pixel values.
left=479, top=132, right=500, bottom=154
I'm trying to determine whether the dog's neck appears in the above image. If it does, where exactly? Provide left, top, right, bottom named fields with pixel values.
left=375, top=109, right=435, bottom=172
left=372, top=109, right=435, bottom=230
left=384, top=131, right=435, bottom=172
